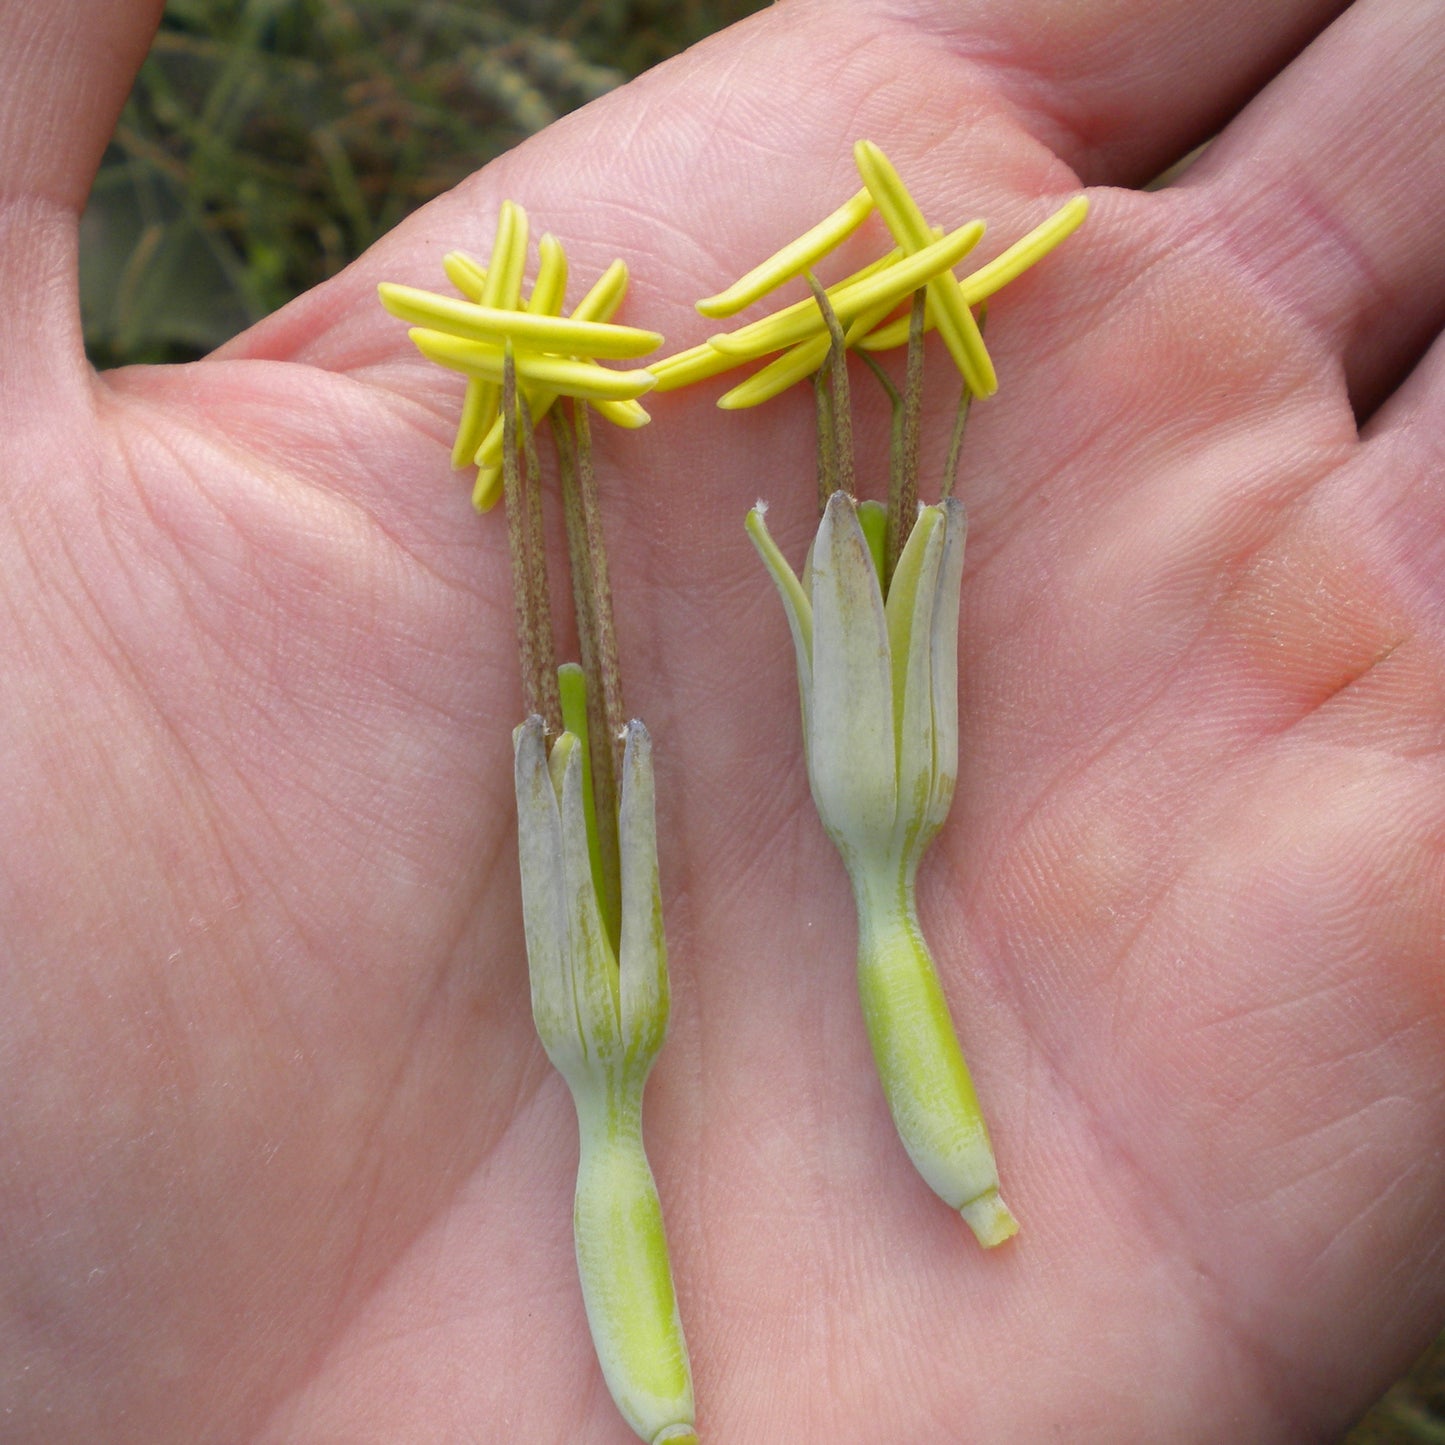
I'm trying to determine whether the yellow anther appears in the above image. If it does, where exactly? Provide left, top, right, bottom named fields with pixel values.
left=529, top=233, right=569, bottom=317
left=486, top=199, right=530, bottom=311
left=379, top=284, right=664, bottom=358
left=696, top=187, right=874, bottom=318
left=442, top=250, right=488, bottom=301
left=857, top=195, right=1090, bottom=351
left=707, top=222, right=983, bottom=360
left=594, top=399, right=652, bottom=428
left=472, top=464, right=502, bottom=512
left=412, top=329, right=657, bottom=401
left=854, top=139, right=996, bottom=397
left=718, top=289, right=901, bottom=409
left=654, top=250, right=903, bottom=392
left=471, top=255, right=646, bottom=485
left=701, top=246, right=903, bottom=359
left=960, top=193, right=1089, bottom=302
left=649, top=340, right=750, bottom=393
left=718, top=336, right=831, bottom=409
left=450, top=201, right=529, bottom=467
left=469, top=230, right=571, bottom=504
left=452, top=379, right=495, bottom=471
left=572, top=258, right=629, bottom=324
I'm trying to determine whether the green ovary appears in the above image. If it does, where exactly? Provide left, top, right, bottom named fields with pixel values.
left=573, top=1089, right=695, bottom=1443
left=853, top=868, right=1017, bottom=1248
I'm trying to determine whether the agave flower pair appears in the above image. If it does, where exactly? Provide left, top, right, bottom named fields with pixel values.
left=381, top=145, right=1086, bottom=1442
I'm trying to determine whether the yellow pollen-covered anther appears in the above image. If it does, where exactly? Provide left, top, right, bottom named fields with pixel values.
left=858, top=194, right=1090, bottom=352
left=717, top=289, right=900, bottom=409
left=854, top=139, right=997, bottom=397
left=696, top=188, right=874, bottom=318
left=410, top=329, right=657, bottom=401
left=448, top=200, right=529, bottom=468
left=442, top=250, right=488, bottom=301
left=379, top=284, right=663, bottom=358
left=707, top=220, right=983, bottom=360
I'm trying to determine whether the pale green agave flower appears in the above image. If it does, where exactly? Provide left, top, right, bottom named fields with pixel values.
left=514, top=712, right=697, bottom=1445
left=381, top=212, right=692, bottom=1442
left=747, top=493, right=1019, bottom=1248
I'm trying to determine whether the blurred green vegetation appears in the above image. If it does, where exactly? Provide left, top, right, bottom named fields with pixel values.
left=81, top=0, right=766, bottom=366
left=77, top=5, right=1443, bottom=1441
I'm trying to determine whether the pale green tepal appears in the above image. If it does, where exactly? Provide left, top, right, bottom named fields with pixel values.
left=513, top=713, right=697, bottom=1445
left=746, top=491, right=1018, bottom=1248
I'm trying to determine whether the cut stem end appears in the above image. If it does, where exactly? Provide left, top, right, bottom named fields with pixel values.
left=961, top=1187, right=1019, bottom=1249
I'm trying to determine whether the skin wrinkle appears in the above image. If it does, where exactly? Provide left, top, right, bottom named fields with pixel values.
left=103, top=368, right=482, bottom=604
left=946, top=198, right=1347, bottom=590
left=945, top=630, right=1442, bottom=1431
left=952, top=767, right=1378, bottom=1436
left=990, top=966, right=1311, bottom=1439
left=251, top=1063, right=561, bottom=1443
left=953, top=398, right=1366, bottom=911
left=102, top=384, right=514, bottom=757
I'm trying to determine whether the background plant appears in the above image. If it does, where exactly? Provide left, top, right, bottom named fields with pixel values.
left=80, top=0, right=766, bottom=365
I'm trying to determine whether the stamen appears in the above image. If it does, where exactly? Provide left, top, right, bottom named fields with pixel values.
left=853, top=139, right=997, bottom=397
left=651, top=340, right=750, bottom=392
left=452, top=380, right=495, bottom=472
left=592, top=399, right=652, bottom=428
left=696, top=187, right=874, bottom=317
left=451, top=201, right=529, bottom=468
left=886, top=291, right=925, bottom=584
left=941, top=303, right=984, bottom=501
left=857, top=195, right=1088, bottom=352
left=409, top=330, right=657, bottom=401
left=716, top=284, right=902, bottom=410
left=807, top=274, right=854, bottom=509
left=528, top=233, right=569, bottom=317
left=442, top=249, right=488, bottom=301
left=554, top=409, right=623, bottom=946
left=706, top=224, right=982, bottom=360
left=958, top=194, right=1089, bottom=304
left=380, top=284, right=664, bottom=358
left=814, top=368, right=836, bottom=511
left=471, top=255, right=641, bottom=495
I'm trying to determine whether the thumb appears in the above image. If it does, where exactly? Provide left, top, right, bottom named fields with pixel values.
left=0, top=0, right=165, bottom=392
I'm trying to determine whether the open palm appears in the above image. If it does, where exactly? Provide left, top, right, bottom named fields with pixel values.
left=3, top=1, right=1442, bottom=1440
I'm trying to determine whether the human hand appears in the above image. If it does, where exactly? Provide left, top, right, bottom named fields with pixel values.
left=2, top=1, right=1441, bottom=1440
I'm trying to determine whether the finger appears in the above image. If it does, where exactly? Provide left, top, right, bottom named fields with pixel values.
left=0, top=0, right=165, bottom=374
left=1179, top=0, right=1445, bottom=415
left=1355, top=330, right=1445, bottom=631
left=871, top=0, right=1349, bottom=186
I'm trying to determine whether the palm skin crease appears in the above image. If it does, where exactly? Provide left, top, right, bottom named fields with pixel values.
left=0, top=0, right=1442, bottom=1440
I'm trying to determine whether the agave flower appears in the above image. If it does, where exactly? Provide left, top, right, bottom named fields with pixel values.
left=515, top=706, right=696, bottom=1445
left=748, top=494, right=1018, bottom=1248
left=663, top=142, right=1086, bottom=1245
left=381, top=226, right=695, bottom=1443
